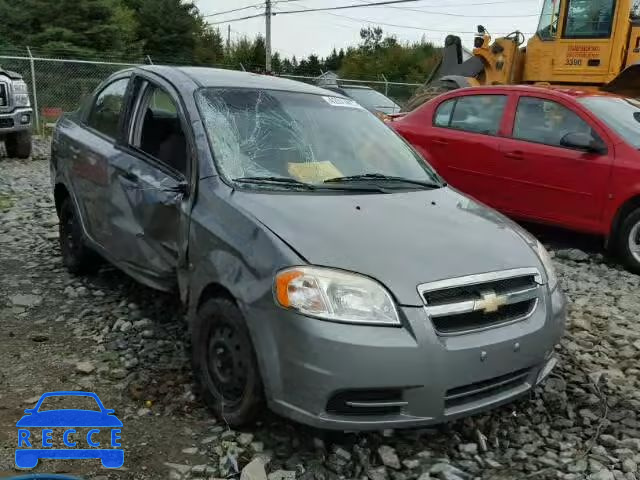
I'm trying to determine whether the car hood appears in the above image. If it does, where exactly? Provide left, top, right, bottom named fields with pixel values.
left=232, top=187, right=543, bottom=306
left=16, top=410, right=123, bottom=427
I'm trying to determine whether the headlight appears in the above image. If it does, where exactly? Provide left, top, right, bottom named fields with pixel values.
left=12, top=80, right=30, bottom=107
left=274, top=266, right=400, bottom=326
left=535, top=240, right=558, bottom=291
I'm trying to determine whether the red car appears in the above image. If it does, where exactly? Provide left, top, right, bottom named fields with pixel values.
left=392, top=85, right=640, bottom=272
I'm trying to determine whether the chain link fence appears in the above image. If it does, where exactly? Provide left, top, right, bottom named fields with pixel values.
left=0, top=52, right=422, bottom=134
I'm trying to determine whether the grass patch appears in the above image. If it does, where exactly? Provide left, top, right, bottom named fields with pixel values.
left=0, top=194, right=14, bottom=212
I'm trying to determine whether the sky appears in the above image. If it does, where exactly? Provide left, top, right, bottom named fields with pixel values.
left=195, top=0, right=544, bottom=60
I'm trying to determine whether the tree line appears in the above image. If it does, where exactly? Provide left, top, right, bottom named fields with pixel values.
left=0, top=0, right=440, bottom=83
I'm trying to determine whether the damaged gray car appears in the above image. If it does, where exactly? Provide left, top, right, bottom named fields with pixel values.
left=51, top=66, right=566, bottom=430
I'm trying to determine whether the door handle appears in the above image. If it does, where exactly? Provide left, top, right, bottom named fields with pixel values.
left=432, top=138, right=449, bottom=146
left=505, top=151, right=524, bottom=160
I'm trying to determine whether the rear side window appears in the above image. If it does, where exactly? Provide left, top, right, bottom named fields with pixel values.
left=86, top=78, right=129, bottom=139
left=513, top=97, right=595, bottom=147
left=434, top=95, right=507, bottom=135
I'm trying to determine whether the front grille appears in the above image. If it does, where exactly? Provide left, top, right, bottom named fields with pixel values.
left=326, top=389, right=406, bottom=416
left=0, top=117, right=14, bottom=128
left=445, top=368, right=531, bottom=410
left=419, top=268, right=542, bottom=336
left=0, top=82, right=8, bottom=108
left=431, top=299, right=536, bottom=334
left=424, top=275, right=536, bottom=306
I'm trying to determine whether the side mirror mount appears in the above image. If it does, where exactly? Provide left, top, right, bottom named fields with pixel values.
left=24, top=408, right=35, bottom=414
left=560, top=132, right=606, bottom=154
left=165, top=180, right=189, bottom=196
left=104, top=408, right=115, bottom=414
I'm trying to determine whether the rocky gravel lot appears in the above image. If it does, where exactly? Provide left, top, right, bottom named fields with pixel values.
left=1, top=146, right=640, bottom=480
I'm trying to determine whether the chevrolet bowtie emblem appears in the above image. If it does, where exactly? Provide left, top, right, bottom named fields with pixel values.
left=475, top=290, right=508, bottom=313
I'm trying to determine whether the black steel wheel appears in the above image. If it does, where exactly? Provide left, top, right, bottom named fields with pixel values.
left=192, top=298, right=264, bottom=426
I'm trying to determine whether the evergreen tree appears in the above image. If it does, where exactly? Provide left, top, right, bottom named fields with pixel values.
left=124, top=0, right=200, bottom=62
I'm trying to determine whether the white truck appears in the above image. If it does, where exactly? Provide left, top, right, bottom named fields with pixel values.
left=0, top=67, right=32, bottom=158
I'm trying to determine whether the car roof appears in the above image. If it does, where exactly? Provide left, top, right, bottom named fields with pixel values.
left=138, top=65, right=333, bottom=96
left=445, top=84, right=624, bottom=100
left=340, top=85, right=375, bottom=91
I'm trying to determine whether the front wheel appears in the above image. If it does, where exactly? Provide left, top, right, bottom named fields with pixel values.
left=616, top=207, right=640, bottom=274
left=5, top=130, right=32, bottom=159
left=192, top=298, right=264, bottom=427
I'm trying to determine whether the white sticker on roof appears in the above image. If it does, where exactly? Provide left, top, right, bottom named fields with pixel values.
left=322, top=96, right=363, bottom=109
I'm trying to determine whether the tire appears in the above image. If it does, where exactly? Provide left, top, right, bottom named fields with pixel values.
left=58, top=196, right=101, bottom=274
left=5, top=130, right=32, bottom=159
left=616, top=207, right=640, bottom=274
left=402, top=84, right=453, bottom=112
left=192, top=298, right=264, bottom=427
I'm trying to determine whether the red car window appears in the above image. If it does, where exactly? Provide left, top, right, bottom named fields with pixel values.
left=433, top=95, right=508, bottom=136
left=512, top=96, right=602, bottom=148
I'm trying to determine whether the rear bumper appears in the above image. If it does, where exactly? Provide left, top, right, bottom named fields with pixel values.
left=248, top=285, right=566, bottom=430
left=0, top=108, right=32, bottom=133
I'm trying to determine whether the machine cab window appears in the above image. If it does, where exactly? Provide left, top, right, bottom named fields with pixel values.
left=537, top=0, right=562, bottom=40
left=563, top=0, right=616, bottom=39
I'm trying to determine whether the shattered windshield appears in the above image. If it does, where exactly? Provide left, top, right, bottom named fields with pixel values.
left=195, top=88, right=440, bottom=189
left=579, top=96, right=640, bottom=148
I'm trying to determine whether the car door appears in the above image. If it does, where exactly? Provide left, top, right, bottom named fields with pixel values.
left=67, top=75, right=131, bottom=251
left=426, top=93, right=512, bottom=210
left=104, top=74, right=193, bottom=290
left=498, top=94, right=613, bottom=232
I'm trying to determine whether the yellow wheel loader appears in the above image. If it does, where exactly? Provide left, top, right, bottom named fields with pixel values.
left=404, top=0, right=640, bottom=111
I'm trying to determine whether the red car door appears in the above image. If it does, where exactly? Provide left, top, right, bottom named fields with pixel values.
left=425, top=93, right=513, bottom=210
left=497, top=93, right=614, bottom=233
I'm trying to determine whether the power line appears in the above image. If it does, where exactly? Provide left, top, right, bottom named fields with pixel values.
left=320, top=10, right=535, bottom=34
left=209, top=12, right=265, bottom=24
left=274, top=0, right=429, bottom=15
left=273, top=0, right=535, bottom=35
left=211, top=0, right=428, bottom=23
left=351, top=0, right=539, bottom=17
left=203, top=2, right=263, bottom=18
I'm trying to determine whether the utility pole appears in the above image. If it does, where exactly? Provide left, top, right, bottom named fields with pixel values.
left=265, top=0, right=272, bottom=73
left=227, top=25, right=231, bottom=53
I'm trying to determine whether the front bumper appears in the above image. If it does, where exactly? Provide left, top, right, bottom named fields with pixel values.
left=248, top=285, right=566, bottom=430
left=0, top=108, right=32, bottom=133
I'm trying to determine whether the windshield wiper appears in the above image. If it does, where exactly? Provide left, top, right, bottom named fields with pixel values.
left=324, top=173, right=442, bottom=189
left=233, top=176, right=316, bottom=189
left=233, top=176, right=387, bottom=192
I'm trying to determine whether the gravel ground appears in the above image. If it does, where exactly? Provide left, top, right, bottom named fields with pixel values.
left=1, top=147, right=639, bottom=480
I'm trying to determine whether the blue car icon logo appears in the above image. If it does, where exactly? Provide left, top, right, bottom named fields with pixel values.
left=16, top=391, right=123, bottom=469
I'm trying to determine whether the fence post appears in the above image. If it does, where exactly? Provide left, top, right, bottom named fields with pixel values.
left=381, top=73, right=389, bottom=97
left=26, top=47, right=40, bottom=135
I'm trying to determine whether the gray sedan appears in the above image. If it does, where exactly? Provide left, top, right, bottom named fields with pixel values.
left=51, top=66, right=566, bottom=430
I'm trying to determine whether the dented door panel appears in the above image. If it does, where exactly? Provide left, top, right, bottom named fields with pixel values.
left=102, top=151, right=185, bottom=291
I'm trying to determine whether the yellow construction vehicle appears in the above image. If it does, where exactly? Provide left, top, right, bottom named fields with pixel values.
left=404, top=0, right=640, bottom=111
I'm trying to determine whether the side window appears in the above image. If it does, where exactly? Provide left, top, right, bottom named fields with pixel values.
left=449, top=95, right=507, bottom=135
left=513, top=97, right=596, bottom=147
left=133, top=85, right=188, bottom=175
left=433, top=99, right=455, bottom=127
left=86, top=78, right=129, bottom=139
left=563, top=0, right=616, bottom=39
